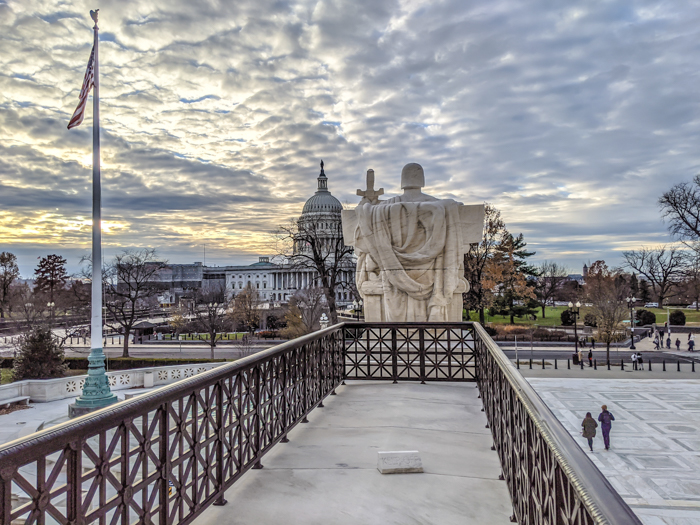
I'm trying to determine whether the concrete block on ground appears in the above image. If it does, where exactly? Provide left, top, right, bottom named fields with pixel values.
left=377, top=450, right=423, bottom=474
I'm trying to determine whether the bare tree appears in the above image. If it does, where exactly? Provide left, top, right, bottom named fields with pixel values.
left=103, top=249, right=168, bottom=357
left=229, top=283, right=261, bottom=334
left=535, top=261, right=569, bottom=318
left=191, top=286, right=231, bottom=359
left=622, top=246, right=687, bottom=306
left=0, top=252, right=20, bottom=319
left=281, top=287, right=327, bottom=339
left=585, top=261, right=629, bottom=364
left=659, top=175, right=700, bottom=241
left=275, top=217, right=354, bottom=324
left=464, top=204, right=507, bottom=324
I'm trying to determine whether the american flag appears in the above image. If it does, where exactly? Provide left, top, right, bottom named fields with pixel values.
left=67, top=46, right=95, bottom=129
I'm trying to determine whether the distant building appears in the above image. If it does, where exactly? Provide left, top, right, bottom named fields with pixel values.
left=154, top=163, right=356, bottom=309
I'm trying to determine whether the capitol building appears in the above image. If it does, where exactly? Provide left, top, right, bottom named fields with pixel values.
left=156, top=163, right=356, bottom=310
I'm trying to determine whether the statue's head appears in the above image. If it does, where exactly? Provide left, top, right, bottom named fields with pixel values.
left=401, top=163, right=425, bottom=189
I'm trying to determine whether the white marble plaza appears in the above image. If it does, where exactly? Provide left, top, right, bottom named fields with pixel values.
left=527, top=378, right=700, bottom=525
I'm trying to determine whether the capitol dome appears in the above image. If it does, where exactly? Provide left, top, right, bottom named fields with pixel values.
left=301, top=160, right=342, bottom=215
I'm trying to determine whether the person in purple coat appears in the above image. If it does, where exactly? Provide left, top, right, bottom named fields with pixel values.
left=598, top=405, right=615, bottom=450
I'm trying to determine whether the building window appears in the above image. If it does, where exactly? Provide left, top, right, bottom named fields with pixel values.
left=263, top=282, right=267, bottom=288
left=256, top=283, right=259, bottom=289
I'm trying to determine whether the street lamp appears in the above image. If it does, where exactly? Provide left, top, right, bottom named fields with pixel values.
left=352, top=299, right=363, bottom=320
left=47, top=301, right=55, bottom=329
left=568, top=301, right=581, bottom=355
left=626, top=296, right=637, bottom=350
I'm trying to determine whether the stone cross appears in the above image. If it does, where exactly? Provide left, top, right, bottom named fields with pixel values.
left=356, top=169, right=384, bottom=204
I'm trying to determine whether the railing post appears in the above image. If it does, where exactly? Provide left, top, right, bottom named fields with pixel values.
left=419, top=328, right=427, bottom=384
left=66, top=439, right=83, bottom=525
left=160, top=402, right=171, bottom=520
left=0, top=466, right=15, bottom=525
left=214, top=380, right=228, bottom=504
left=392, top=328, right=398, bottom=383
left=281, top=352, right=290, bottom=442
left=253, top=365, right=263, bottom=469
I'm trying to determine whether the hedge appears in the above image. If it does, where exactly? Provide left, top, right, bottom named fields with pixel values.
left=0, top=357, right=228, bottom=370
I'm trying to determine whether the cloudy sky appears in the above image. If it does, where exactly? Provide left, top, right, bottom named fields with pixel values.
left=2, top=0, right=699, bottom=277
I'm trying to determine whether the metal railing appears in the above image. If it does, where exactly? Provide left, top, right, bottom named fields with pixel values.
left=0, top=325, right=343, bottom=525
left=473, top=323, right=642, bottom=524
left=343, top=323, right=476, bottom=382
left=0, top=322, right=641, bottom=525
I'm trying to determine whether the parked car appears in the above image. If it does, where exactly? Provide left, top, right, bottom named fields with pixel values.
left=644, top=302, right=659, bottom=308
left=687, top=303, right=699, bottom=309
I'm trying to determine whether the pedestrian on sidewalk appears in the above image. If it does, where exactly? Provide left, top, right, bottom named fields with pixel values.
left=598, top=405, right=615, bottom=450
left=654, top=335, right=660, bottom=350
left=676, top=338, right=681, bottom=351
left=591, top=338, right=596, bottom=349
left=637, top=352, right=644, bottom=370
left=690, top=339, right=696, bottom=352
left=631, top=352, right=638, bottom=370
left=667, top=336, right=672, bottom=349
left=588, top=349, right=593, bottom=367
left=581, top=412, right=598, bottom=451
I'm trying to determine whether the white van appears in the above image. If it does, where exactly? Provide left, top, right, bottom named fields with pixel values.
left=644, top=302, right=659, bottom=308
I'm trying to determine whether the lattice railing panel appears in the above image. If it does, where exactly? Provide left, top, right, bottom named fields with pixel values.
left=343, top=323, right=476, bottom=382
left=0, top=327, right=343, bottom=525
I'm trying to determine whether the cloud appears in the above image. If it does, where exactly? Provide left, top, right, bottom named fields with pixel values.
left=2, top=0, right=700, bottom=276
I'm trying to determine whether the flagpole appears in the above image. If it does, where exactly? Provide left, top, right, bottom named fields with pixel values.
left=92, top=11, right=102, bottom=354
left=70, top=9, right=117, bottom=417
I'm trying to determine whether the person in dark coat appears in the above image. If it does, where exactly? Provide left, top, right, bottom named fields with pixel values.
left=598, top=405, right=615, bottom=450
left=676, top=338, right=681, bottom=351
left=581, top=412, right=598, bottom=451
left=588, top=349, right=593, bottom=367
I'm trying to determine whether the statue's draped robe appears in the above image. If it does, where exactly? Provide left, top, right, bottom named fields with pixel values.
left=353, top=195, right=467, bottom=322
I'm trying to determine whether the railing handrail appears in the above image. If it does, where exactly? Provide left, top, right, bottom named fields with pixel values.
left=473, top=322, right=642, bottom=524
left=0, top=323, right=344, bottom=468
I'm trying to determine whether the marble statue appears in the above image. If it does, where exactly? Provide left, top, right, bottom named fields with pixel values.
left=341, top=163, right=484, bottom=322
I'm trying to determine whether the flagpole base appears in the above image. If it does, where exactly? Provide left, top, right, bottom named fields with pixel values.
left=69, top=347, right=118, bottom=418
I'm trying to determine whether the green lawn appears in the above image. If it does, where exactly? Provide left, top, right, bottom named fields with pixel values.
left=468, top=305, right=700, bottom=327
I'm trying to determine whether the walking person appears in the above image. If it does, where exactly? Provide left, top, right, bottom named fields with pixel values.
left=631, top=352, right=638, bottom=370
left=690, top=339, right=695, bottom=352
left=591, top=338, right=596, bottom=349
left=676, top=338, right=681, bottom=351
left=581, top=412, right=598, bottom=451
left=637, top=352, right=644, bottom=370
left=598, top=405, right=616, bottom=450
left=588, top=349, right=593, bottom=367
left=654, top=335, right=660, bottom=350
left=667, top=336, right=671, bottom=349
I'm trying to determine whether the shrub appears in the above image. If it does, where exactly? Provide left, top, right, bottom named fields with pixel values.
left=583, top=313, right=597, bottom=327
left=635, top=309, right=656, bottom=326
left=483, top=325, right=497, bottom=337
left=670, top=310, right=686, bottom=326
left=560, top=309, right=575, bottom=326
left=13, top=328, right=68, bottom=380
left=256, top=330, right=280, bottom=339
left=533, top=328, right=568, bottom=341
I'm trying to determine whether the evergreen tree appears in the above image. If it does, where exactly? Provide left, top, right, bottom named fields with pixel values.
left=13, top=327, right=68, bottom=380
left=638, top=278, right=651, bottom=303
left=0, top=252, right=20, bottom=318
left=484, top=233, right=537, bottom=324
left=34, top=254, right=68, bottom=304
left=630, top=273, right=639, bottom=298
